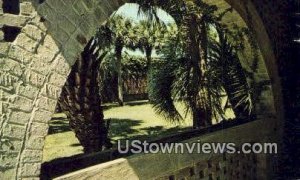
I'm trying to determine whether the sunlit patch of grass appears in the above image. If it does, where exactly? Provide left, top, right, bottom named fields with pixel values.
left=43, top=100, right=235, bottom=162
left=43, top=101, right=192, bottom=162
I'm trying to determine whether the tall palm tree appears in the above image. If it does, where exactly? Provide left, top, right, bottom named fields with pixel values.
left=103, top=16, right=170, bottom=102
left=107, top=15, right=135, bottom=106
left=139, top=0, right=254, bottom=128
left=134, top=20, right=167, bottom=70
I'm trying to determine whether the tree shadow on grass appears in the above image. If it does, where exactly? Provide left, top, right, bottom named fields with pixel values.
left=48, top=117, right=71, bottom=135
left=135, top=126, right=191, bottom=141
left=125, top=100, right=149, bottom=107
left=108, top=118, right=192, bottom=145
left=69, top=143, right=81, bottom=147
left=107, top=118, right=143, bottom=140
left=43, top=117, right=192, bottom=179
left=102, top=100, right=149, bottom=111
left=48, top=115, right=191, bottom=144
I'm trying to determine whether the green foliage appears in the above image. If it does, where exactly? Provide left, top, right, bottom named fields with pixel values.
left=96, top=14, right=177, bottom=103
left=148, top=57, right=183, bottom=122
left=209, top=31, right=253, bottom=118
left=122, top=53, right=148, bottom=79
left=99, top=53, right=148, bottom=102
left=96, top=1, right=261, bottom=126
left=143, top=0, right=256, bottom=125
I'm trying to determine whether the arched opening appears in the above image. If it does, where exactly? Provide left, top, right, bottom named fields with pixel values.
left=43, top=4, right=192, bottom=163
left=41, top=1, right=277, bottom=179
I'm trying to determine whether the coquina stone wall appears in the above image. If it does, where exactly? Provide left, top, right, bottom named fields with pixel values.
left=0, top=0, right=296, bottom=179
left=0, top=0, right=125, bottom=179
left=54, top=118, right=277, bottom=180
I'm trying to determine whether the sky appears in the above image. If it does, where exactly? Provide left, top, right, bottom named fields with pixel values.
left=114, top=3, right=174, bottom=24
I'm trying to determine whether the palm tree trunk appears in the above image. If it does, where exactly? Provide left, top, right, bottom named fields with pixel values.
left=116, top=39, right=124, bottom=106
left=145, top=46, right=152, bottom=70
left=199, top=20, right=212, bottom=125
left=145, top=46, right=153, bottom=100
left=186, top=14, right=208, bottom=128
left=193, top=108, right=208, bottom=128
left=59, top=39, right=111, bottom=153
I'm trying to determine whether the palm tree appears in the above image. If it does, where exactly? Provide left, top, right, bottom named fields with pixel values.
left=58, top=26, right=113, bottom=153
left=103, top=16, right=170, bottom=103
left=57, top=0, right=255, bottom=152
left=139, top=0, right=254, bottom=128
left=107, top=15, right=135, bottom=106
left=134, top=20, right=167, bottom=70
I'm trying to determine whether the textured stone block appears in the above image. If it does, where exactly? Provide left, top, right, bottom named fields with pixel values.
left=29, top=122, right=49, bottom=137
left=42, top=35, right=60, bottom=53
left=9, top=96, right=34, bottom=112
left=21, top=150, right=43, bottom=163
left=8, top=111, right=31, bottom=125
left=0, top=169, right=16, bottom=180
left=25, top=135, right=45, bottom=150
left=31, top=17, right=48, bottom=32
left=98, top=1, right=114, bottom=13
left=78, top=20, right=94, bottom=39
left=14, top=33, right=38, bottom=53
left=3, top=124, right=26, bottom=140
left=20, top=163, right=41, bottom=177
left=52, top=54, right=71, bottom=76
left=20, top=2, right=34, bottom=16
left=63, top=35, right=84, bottom=58
left=0, top=58, right=23, bottom=76
left=0, top=30, right=4, bottom=41
left=48, top=72, right=66, bottom=87
left=47, top=0, right=67, bottom=14
left=37, top=96, right=57, bottom=112
left=37, top=3, right=57, bottom=23
left=73, top=0, right=89, bottom=15
left=24, top=70, right=46, bottom=88
left=41, top=83, right=62, bottom=99
left=0, top=138, right=22, bottom=151
left=56, top=5, right=83, bottom=26
left=0, top=152, right=18, bottom=168
left=23, top=24, right=45, bottom=41
left=18, top=84, right=39, bottom=99
left=0, top=42, right=10, bottom=55
left=8, top=45, right=33, bottom=64
left=0, top=14, right=28, bottom=27
left=49, top=26, right=70, bottom=45
left=32, top=109, right=53, bottom=123
left=81, top=0, right=97, bottom=10
left=81, top=13, right=99, bottom=31
left=0, top=71, right=19, bottom=91
left=56, top=15, right=77, bottom=36
left=94, top=7, right=107, bottom=22
left=61, top=48, right=78, bottom=65
left=29, top=56, right=52, bottom=75
left=21, top=178, right=40, bottom=180
left=36, top=44, right=58, bottom=63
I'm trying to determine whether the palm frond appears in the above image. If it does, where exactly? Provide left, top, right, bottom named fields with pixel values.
left=149, top=60, right=183, bottom=122
left=209, top=30, right=254, bottom=118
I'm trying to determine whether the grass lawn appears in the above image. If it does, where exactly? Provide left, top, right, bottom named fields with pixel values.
left=43, top=101, right=193, bottom=162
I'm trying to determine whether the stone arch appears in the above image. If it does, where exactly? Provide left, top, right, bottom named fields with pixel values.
left=0, top=0, right=126, bottom=178
left=223, top=0, right=283, bottom=119
left=0, top=0, right=293, bottom=179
